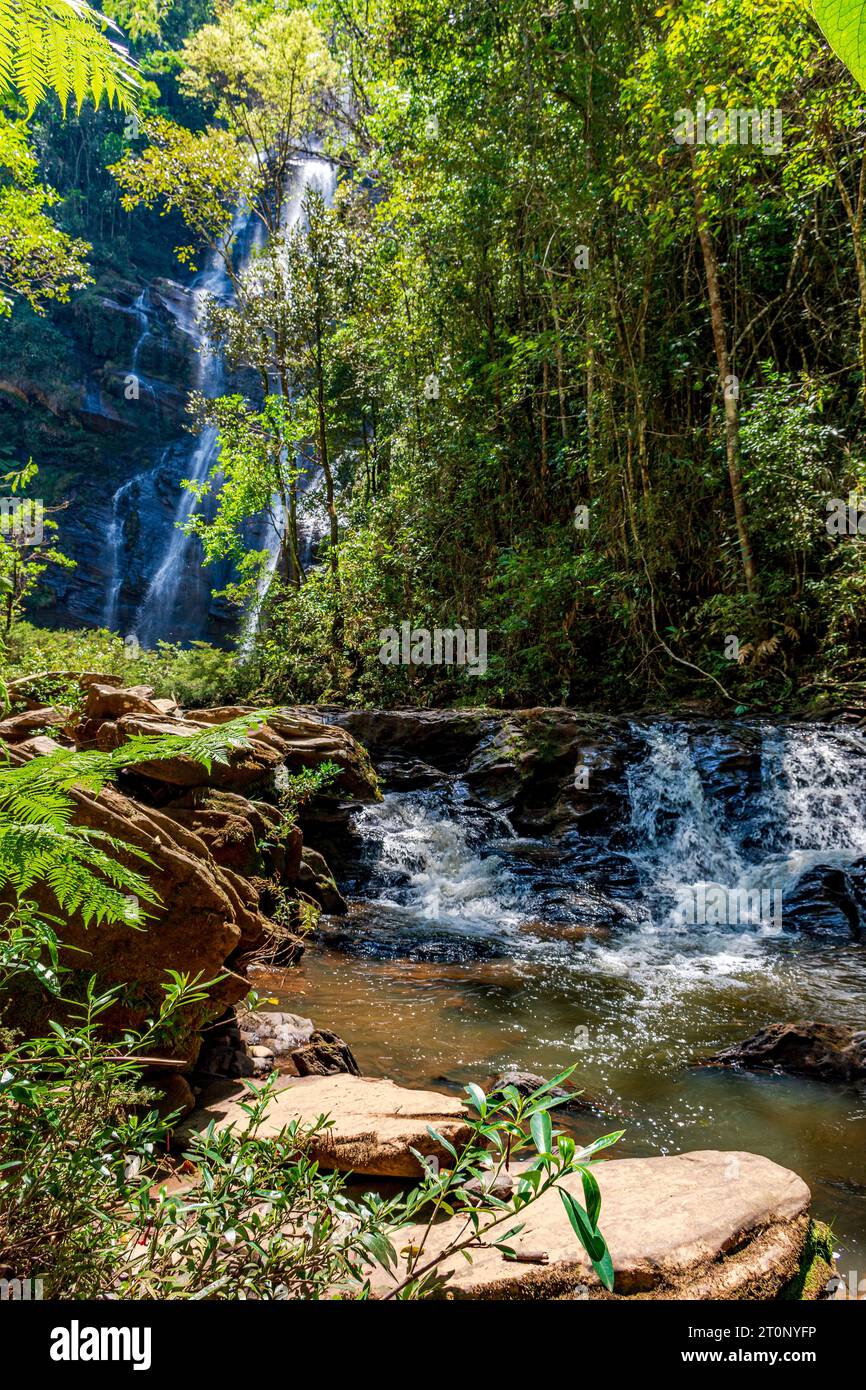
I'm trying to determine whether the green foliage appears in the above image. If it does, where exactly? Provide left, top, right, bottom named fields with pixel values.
left=0, top=994, right=621, bottom=1298
left=10, top=0, right=866, bottom=711
left=0, top=462, right=75, bottom=629
left=815, top=0, right=866, bottom=91
left=0, top=112, right=92, bottom=314
left=0, top=622, right=252, bottom=708
left=0, top=0, right=137, bottom=114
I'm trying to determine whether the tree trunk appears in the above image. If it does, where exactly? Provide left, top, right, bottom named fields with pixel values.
left=691, top=159, right=758, bottom=595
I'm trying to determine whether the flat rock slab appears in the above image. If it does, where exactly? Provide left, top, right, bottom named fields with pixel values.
left=181, top=1074, right=473, bottom=1177
left=370, top=1151, right=811, bottom=1300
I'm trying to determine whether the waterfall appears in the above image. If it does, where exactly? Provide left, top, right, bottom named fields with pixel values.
left=338, top=718, right=866, bottom=976
left=238, top=153, right=338, bottom=656
left=131, top=207, right=263, bottom=648
left=625, top=721, right=866, bottom=933
left=103, top=154, right=338, bottom=649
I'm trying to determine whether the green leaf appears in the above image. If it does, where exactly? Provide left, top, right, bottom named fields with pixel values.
left=559, top=1188, right=605, bottom=1262
left=530, top=1109, right=552, bottom=1155
left=463, top=1082, right=487, bottom=1112
left=559, top=1190, right=615, bottom=1292
left=815, top=0, right=866, bottom=91
left=425, top=1125, right=457, bottom=1159
left=580, top=1167, right=602, bottom=1229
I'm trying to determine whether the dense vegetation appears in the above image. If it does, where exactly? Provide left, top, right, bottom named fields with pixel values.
left=4, top=0, right=866, bottom=716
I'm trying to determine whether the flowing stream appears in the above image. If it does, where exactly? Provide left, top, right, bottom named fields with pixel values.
left=280, top=719, right=866, bottom=1270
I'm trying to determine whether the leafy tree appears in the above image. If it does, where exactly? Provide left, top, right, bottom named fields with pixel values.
left=0, top=461, right=74, bottom=629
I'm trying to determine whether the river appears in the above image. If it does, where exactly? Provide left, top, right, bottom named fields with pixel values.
left=275, top=715, right=866, bottom=1273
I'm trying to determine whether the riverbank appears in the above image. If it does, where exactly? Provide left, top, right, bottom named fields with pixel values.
left=2, top=676, right=861, bottom=1298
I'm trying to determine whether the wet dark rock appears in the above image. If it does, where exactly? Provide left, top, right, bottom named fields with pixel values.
left=484, top=1070, right=611, bottom=1115
left=784, top=864, right=866, bottom=939
left=704, top=1022, right=866, bottom=1083
left=290, top=1029, right=361, bottom=1077
left=376, top=756, right=448, bottom=791
left=298, top=847, right=348, bottom=914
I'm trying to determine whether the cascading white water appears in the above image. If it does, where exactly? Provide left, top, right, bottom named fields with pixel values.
left=102, top=291, right=164, bottom=631
left=132, top=207, right=264, bottom=647
left=344, top=720, right=866, bottom=994
left=350, top=792, right=523, bottom=935
left=238, top=153, right=339, bottom=655
left=625, top=722, right=866, bottom=935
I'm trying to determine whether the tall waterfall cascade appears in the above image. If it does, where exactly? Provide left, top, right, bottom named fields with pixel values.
left=102, top=153, right=337, bottom=649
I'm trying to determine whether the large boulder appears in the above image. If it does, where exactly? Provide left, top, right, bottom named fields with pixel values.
left=189, top=707, right=380, bottom=802
left=181, top=1074, right=473, bottom=1177
left=704, top=1021, right=866, bottom=1082
left=367, top=1151, right=812, bottom=1300
left=92, top=712, right=285, bottom=790
left=83, top=682, right=164, bottom=720
left=30, top=781, right=282, bottom=1057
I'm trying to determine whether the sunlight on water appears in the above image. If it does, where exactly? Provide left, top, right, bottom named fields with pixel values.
left=273, top=720, right=866, bottom=1265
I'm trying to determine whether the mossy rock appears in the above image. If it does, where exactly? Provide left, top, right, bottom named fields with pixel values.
left=780, top=1219, right=835, bottom=1300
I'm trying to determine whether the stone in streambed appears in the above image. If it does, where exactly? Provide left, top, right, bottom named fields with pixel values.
left=239, top=1009, right=315, bottom=1055
left=368, top=1151, right=812, bottom=1300
left=485, top=1069, right=617, bottom=1117
left=180, top=1074, right=473, bottom=1178
left=298, top=847, right=348, bottom=914
left=704, top=1021, right=866, bottom=1082
left=290, top=1028, right=360, bottom=1077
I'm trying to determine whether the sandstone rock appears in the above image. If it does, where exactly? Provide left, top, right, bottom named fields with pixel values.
left=83, top=683, right=163, bottom=720
left=162, top=789, right=300, bottom=884
left=14, top=734, right=64, bottom=757
left=152, top=697, right=182, bottom=717
left=290, top=1029, right=360, bottom=1077
left=182, top=1074, right=473, bottom=1177
left=145, top=1071, right=196, bottom=1123
left=298, top=847, right=348, bottom=914
left=93, top=712, right=284, bottom=790
left=190, top=707, right=380, bottom=802
left=0, top=707, right=67, bottom=742
left=367, top=1151, right=811, bottom=1299
left=704, top=1021, right=866, bottom=1082
left=3, top=759, right=293, bottom=1059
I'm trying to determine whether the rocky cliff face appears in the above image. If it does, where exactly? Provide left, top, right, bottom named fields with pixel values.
left=0, top=271, right=239, bottom=644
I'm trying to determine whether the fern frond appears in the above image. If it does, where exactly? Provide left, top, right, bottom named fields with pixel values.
left=0, top=711, right=274, bottom=928
left=0, top=0, right=137, bottom=112
left=0, top=822, right=157, bottom=925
